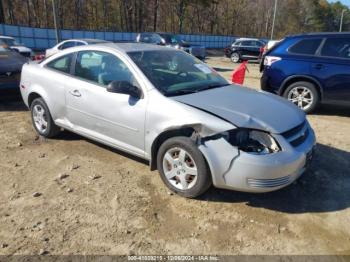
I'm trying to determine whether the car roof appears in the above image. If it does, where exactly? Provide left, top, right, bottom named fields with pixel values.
left=100, top=42, right=172, bottom=52
left=63, top=38, right=108, bottom=43
left=288, top=32, right=350, bottom=38
left=236, top=38, right=260, bottom=41
left=0, top=35, right=15, bottom=39
left=58, top=42, right=173, bottom=54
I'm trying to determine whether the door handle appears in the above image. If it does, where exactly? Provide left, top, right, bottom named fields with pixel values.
left=69, top=90, right=81, bottom=97
left=313, top=64, right=324, bottom=70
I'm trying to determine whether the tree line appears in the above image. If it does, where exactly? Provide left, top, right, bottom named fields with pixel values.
left=0, top=0, right=349, bottom=39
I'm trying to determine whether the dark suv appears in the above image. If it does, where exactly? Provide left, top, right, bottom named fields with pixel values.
left=224, top=39, right=266, bottom=63
left=261, top=33, right=350, bottom=113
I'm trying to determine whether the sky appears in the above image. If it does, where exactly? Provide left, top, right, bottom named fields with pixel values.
left=328, top=0, right=350, bottom=6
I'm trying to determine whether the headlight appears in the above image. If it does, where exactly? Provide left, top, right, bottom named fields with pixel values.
left=222, top=129, right=280, bottom=154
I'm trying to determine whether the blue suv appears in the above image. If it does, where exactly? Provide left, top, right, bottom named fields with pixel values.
left=260, top=33, right=350, bottom=113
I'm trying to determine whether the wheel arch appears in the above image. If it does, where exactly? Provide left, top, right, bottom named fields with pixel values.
left=280, top=75, right=323, bottom=100
left=28, top=92, right=43, bottom=108
left=150, top=127, right=197, bottom=171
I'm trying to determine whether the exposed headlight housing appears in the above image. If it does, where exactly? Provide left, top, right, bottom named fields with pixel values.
left=222, top=129, right=280, bottom=154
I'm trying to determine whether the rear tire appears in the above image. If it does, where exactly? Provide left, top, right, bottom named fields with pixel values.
left=283, top=81, right=319, bottom=114
left=157, top=136, right=212, bottom=198
left=30, top=98, right=60, bottom=138
left=230, top=52, right=241, bottom=63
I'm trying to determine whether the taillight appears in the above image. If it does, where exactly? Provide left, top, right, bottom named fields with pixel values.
left=264, top=56, right=281, bottom=66
left=32, top=54, right=45, bottom=61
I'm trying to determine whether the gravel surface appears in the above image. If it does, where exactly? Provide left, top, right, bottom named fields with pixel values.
left=0, top=56, right=349, bottom=255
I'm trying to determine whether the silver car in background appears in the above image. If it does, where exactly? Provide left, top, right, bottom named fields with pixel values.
left=20, top=43, right=316, bottom=198
left=45, top=38, right=109, bottom=57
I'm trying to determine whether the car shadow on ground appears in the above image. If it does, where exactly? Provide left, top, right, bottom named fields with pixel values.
left=199, top=143, right=350, bottom=214
left=55, top=130, right=149, bottom=165
left=315, top=104, right=350, bottom=117
left=0, top=96, right=27, bottom=112
left=213, top=67, right=233, bottom=73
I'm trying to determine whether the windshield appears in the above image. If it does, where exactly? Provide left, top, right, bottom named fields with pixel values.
left=159, top=34, right=183, bottom=45
left=0, top=38, right=19, bottom=46
left=128, top=50, right=229, bottom=96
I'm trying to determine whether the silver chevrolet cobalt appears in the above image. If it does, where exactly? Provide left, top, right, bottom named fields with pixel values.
left=20, top=43, right=316, bottom=198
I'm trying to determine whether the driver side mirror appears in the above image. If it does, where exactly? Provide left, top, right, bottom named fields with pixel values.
left=107, top=80, right=142, bottom=99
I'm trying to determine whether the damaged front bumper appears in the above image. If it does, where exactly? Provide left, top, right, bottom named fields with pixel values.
left=198, top=123, right=316, bottom=193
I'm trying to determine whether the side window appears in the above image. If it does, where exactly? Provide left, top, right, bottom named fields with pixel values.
left=321, top=38, right=350, bottom=59
left=59, top=41, right=76, bottom=50
left=255, top=41, right=264, bottom=47
left=140, top=34, right=152, bottom=43
left=150, top=34, right=163, bottom=44
left=74, top=51, right=136, bottom=86
left=46, top=53, right=73, bottom=74
left=242, top=41, right=253, bottom=46
left=75, top=42, right=85, bottom=47
left=289, top=38, right=322, bottom=55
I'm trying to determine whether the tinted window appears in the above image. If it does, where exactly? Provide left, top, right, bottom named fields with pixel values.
left=75, top=42, right=85, bottom=47
left=289, top=39, right=322, bottom=55
left=241, top=41, right=255, bottom=46
left=74, top=51, right=135, bottom=86
left=46, top=54, right=73, bottom=74
left=255, top=41, right=264, bottom=47
left=140, top=33, right=162, bottom=44
left=321, top=38, right=350, bottom=59
left=59, top=41, right=76, bottom=50
left=159, top=34, right=181, bottom=44
left=241, top=41, right=250, bottom=46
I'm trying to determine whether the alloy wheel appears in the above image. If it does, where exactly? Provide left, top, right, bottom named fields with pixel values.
left=162, top=147, right=198, bottom=190
left=32, top=104, right=48, bottom=133
left=231, top=53, right=240, bottom=63
left=287, top=86, right=314, bottom=111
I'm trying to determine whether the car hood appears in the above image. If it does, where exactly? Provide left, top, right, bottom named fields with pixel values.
left=0, top=51, right=27, bottom=72
left=171, top=85, right=305, bottom=134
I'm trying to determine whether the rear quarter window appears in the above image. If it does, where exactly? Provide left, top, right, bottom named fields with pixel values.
left=288, top=38, right=322, bottom=55
left=46, top=53, right=74, bottom=74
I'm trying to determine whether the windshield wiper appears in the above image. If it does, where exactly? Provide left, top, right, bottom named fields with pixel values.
left=166, top=83, right=230, bottom=97
left=198, top=83, right=230, bottom=92
left=166, top=89, right=199, bottom=97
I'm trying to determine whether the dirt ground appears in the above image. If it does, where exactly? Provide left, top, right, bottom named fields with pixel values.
left=0, top=55, right=350, bottom=256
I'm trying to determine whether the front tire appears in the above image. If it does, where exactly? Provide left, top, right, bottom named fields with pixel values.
left=30, top=98, right=60, bottom=138
left=157, top=136, right=212, bottom=198
left=230, top=52, right=241, bottom=63
left=283, top=81, right=319, bottom=113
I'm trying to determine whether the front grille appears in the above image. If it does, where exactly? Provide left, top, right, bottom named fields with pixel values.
left=281, top=121, right=309, bottom=147
left=247, top=175, right=291, bottom=188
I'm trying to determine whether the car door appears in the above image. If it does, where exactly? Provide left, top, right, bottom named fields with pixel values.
left=65, top=50, right=147, bottom=157
left=311, top=36, right=350, bottom=104
left=240, top=41, right=258, bottom=59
